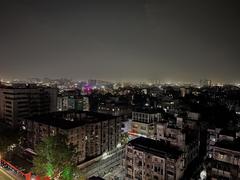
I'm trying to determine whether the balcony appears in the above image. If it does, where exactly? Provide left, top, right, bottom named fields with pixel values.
left=212, top=168, right=231, bottom=178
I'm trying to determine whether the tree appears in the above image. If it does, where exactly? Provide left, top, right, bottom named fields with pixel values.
left=32, top=134, right=77, bottom=180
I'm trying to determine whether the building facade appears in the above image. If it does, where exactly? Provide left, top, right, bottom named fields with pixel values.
left=125, top=137, right=185, bottom=180
left=131, top=110, right=162, bottom=138
left=23, top=111, right=121, bottom=164
left=98, top=103, right=131, bottom=116
left=156, top=118, right=200, bottom=169
left=210, top=138, right=240, bottom=179
left=57, top=95, right=89, bottom=112
left=0, top=83, right=57, bottom=127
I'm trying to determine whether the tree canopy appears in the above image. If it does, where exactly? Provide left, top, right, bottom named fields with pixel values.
left=32, top=134, right=78, bottom=180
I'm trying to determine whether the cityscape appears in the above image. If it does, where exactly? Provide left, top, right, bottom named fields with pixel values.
left=1, top=1, right=240, bottom=180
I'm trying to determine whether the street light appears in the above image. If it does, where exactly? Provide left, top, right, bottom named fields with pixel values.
left=117, top=143, right=121, bottom=148
left=200, top=170, right=207, bottom=180
left=102, top=152, right=108, bottom=159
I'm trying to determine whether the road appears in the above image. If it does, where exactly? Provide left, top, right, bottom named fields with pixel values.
left=0, top=168, right=15, bottom=180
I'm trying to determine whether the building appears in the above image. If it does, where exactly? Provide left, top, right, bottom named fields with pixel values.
left=130, top=109, right=162, bottom=139
left=200, top=79, right=212, bottom=88
left=206, top=128, right=238, bottom=159
left=57, top=95, right=89, bottom=111
left=207, top=128, right=222, bottom=158
left=156, top=117, right=200, bottom=172
left=180, top=87, right=191, bottom=97
left=98, top=103, right=131, bottom=116
left=0, top=83, right=57, bottom=127
left=209, top=138, right=240, bottom=179
left=125, top=137, right=185, bottom=180
left=23, top=111, right=121, bottom=164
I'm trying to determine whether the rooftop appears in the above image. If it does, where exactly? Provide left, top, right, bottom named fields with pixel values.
left=128, top=137, right=182, bottom=159
left=133, top=108, right=163, bottom=114
left=27, top=110, right=116, bottom=129
left=219, top=129, right=236, bottom=137
left=0, top=83, right=55, bottom=89
left=215, top=138, right=240, bottom=152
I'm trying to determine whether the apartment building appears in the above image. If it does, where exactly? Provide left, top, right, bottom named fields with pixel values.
left=23, top=111, right=121, bottom=163
left=125, top=137, right=185, bottom=180
left=0, top=83, right=57, bottom=127
left=57, top=95, right=89, bottom=111
left=98, top=103, right=131, bottom=116
left=131, top=109, right=162, bottom=138
left=156, top=118, right=200, bottom=168
left=207, top=128, right=238, bottom=158
left=210, top=138, right=240, bottom=179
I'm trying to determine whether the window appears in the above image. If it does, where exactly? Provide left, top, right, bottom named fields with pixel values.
left=167, top=171, right=174, bottom=176
left=161, top=169, right=163, bottom=175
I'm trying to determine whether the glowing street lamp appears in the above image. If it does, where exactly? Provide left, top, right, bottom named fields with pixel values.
left=200, top=170, right=207, bottom=180
left=117, top=143, right=121, bottom=148
left=102, top=152, right=108, bottom=159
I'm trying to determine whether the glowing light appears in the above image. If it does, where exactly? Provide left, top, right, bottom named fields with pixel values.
left=128, top=131, right=147, bottom=138
left=62, top=166, right=73, bottom=180
left=46, top=163, right=54, bottom=178
left=117, top=143, right=121, bottom=148
left=200, top=170, right=207, bottom=180
left=102, top=152, right=108, bottom=159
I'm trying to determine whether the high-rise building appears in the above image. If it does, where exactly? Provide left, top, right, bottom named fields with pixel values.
left=0, top=83, right=57, bottom=127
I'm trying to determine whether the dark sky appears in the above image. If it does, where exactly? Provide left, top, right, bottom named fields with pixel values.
left=0, top=0, right=240, bottom=83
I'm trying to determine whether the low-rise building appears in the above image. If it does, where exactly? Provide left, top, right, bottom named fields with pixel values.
left=207, top=128, right=238, bottom=159
left=57, top=95, right=89, bottom=111
left=98, top=103, right=131, bottom=116
left=156, top=118, right=200, bottom=171
left=210, top=138, right=240, bottom=179
left=23, top=111, right=121, bottom=164
left=130, top=109, right=162, bottom=138
left=125, top=137, right=185, bottom=180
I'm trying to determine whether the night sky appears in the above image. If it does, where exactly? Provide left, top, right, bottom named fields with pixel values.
left=0, top=0, right=240, bottom=83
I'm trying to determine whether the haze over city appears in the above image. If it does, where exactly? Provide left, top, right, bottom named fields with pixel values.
left=2, top=1, right=240, bottom=180
left=1, top=0, right=240, bottom=83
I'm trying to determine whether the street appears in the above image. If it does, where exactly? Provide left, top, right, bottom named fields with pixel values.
left=0, top=168, right=15, bottom=180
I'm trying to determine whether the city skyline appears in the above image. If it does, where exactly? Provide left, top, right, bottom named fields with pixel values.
left=1, top=1, right=240, bottom=180
left=1, top=0, right=240, bottom=83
